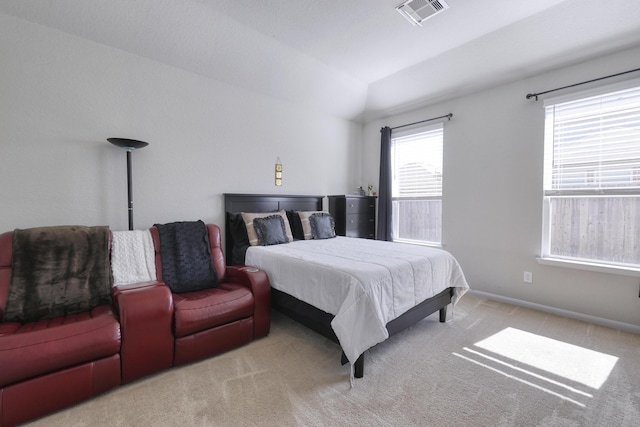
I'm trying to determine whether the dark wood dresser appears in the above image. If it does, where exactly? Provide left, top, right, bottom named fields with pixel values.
left=328, top=195, right=376, bottom=239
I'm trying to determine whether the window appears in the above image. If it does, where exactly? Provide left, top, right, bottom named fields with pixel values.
left=541, top=81, right=640, bottom=270
left=391, top=123, right=444, bottom=245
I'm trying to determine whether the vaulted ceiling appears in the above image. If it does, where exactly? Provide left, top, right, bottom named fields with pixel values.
left=2, top=0, right=640, bottom=121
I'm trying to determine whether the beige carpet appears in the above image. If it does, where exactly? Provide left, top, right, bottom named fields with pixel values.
left=27, top=293, right=640, bottom=426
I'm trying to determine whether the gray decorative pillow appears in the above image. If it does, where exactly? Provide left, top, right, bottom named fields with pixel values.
left=241, top=210, right=293, bottom=246
left=254, top=215, right=289, bottom=246
left=309, top=212, right=336, bottom=239
left=297, top=210, right=330, bottom=239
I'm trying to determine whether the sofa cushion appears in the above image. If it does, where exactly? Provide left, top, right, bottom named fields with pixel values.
left=172, top=284, right=254, bottom=338
left=0, top=305, right=121, bottom=387
left=0, top=322, right=20, bottom=336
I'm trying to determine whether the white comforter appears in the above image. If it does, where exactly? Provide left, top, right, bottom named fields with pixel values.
left=245, top=237, right=469, bottom=364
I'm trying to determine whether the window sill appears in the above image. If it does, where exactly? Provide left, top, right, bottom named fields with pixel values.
left=536, top=257, right=640, bottom=277
left=393, top=238, right=443, bottom=249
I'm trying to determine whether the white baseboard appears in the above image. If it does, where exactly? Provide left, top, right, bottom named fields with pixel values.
left=469, top=290, right=640, bottom=335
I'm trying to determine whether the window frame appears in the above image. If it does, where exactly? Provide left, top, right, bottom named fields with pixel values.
left=538, top=78, right=640, bottom=276
left=390, top=122, right=445, bottom=247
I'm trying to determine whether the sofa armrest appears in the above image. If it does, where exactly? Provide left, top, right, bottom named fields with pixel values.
left=226, top=266, right=271, bottom=338
left=113, top=281, right=175, bottom=383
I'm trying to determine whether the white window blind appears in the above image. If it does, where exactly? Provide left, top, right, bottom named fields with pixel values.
left=541, top=82, right=640, bottom=270
left=392, top=124, right=443, bottom=198
left=390, top=123, right=444, bottom=245
left=544, top=85, right=640, bottom=194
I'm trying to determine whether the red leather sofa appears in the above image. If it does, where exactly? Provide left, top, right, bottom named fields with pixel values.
left=0, top=224, right=270, bottom=426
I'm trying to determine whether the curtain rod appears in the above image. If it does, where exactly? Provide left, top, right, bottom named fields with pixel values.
left=387, top=113, right=453, bottom=131
left=526, top=66, right=640, bottom=101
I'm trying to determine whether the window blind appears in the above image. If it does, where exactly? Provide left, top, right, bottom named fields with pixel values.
left=391, top=124, right=443, bottom=198
left=543, top=85, right=640, bottom=193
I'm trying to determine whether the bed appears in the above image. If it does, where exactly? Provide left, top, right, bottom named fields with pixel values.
left=224, top=193, right=469, bottom=379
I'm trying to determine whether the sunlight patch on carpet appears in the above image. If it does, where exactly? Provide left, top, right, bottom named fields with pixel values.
left=473, top=327, right=618, bottom=389
left=461, top=346, right=593, bottom=398
left=453, top=351, right=588, bottom=407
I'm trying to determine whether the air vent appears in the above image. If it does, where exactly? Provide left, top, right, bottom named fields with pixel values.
left=396, top=0, right=449, bottom=26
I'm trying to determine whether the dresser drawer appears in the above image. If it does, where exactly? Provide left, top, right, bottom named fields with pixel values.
left=345, top=198, right=375, bottom=215
left=345, top=213, right=372, bottom=229
left=345, top=217, right=375, bottom=239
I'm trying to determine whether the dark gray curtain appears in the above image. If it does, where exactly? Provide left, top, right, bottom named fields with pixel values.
left=377, top=126, right=392, bottom=241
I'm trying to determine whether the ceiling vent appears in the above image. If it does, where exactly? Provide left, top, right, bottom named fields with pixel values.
left=396, top=0, right=449, bottom=26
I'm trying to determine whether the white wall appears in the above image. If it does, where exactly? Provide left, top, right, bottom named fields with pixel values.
left=3, top=11, right=639, bottom=330
left=362, top=45, right=640, bottom=328
left=0, top=13, right=361, bottom=232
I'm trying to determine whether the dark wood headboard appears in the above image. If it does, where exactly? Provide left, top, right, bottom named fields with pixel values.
left=223, top=193, right=324, bottom=263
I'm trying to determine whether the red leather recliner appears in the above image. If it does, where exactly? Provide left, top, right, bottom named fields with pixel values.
left=0, top=223, right=270, bottom=426
left=150, top=224, right=271, bottom=366
left=0, top=230, right=121, bottom=427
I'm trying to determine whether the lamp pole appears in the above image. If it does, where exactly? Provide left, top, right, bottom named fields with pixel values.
left=108, top=138, right=149, bottom=230
left=126, top=148, right=134, bottom=230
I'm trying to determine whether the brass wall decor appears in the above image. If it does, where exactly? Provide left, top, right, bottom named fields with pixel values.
left=275, top=157, right=282, bottom=186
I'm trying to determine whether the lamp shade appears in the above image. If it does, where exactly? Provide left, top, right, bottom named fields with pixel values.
left=107, top=138, right=149, bottom=150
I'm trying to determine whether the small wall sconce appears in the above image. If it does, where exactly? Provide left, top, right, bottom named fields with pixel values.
left=275, top=157, right=282, bottom=186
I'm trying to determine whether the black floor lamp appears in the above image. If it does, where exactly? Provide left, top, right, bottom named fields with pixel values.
left=107, top=138, right=149, bottom=230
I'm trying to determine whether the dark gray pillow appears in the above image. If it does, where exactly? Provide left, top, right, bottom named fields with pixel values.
left=254, top=215, right=289, bottom=246
left=227, top=212, right=250, bottom=265
left=309, top=213, right=336, bottom=239
left=286, top=210, right=305, bottom=240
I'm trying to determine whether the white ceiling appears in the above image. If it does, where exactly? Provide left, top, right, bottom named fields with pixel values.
left=2, top=0, right=640, bottom=121
left=204, top=0, right=571, bottom=84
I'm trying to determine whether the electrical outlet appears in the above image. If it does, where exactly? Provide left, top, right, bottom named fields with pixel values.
left=523, top=271, right=533, bottom=283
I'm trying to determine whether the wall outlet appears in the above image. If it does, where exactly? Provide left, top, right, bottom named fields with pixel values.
left=523, top=271, right=533, bottom=283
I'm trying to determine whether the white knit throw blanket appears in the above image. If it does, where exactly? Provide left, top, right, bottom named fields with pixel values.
left=111, top=230, right=157, bottom=285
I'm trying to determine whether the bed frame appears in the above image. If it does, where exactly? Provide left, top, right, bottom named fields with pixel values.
left=224, top=193, right=453, bottom=378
